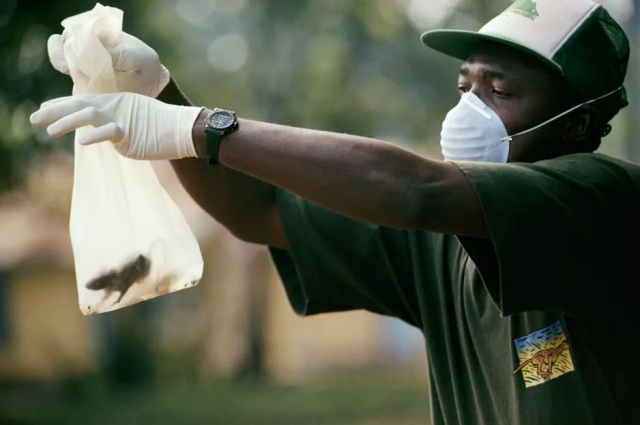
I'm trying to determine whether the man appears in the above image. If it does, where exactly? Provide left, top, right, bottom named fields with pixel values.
left=32, top=0, right=640, bottom=423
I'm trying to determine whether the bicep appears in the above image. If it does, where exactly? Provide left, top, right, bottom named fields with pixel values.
left=251, top=160, right=487, bottom=247
left=263, top=161, right=488, bottom=248
left=221, top=161, right=487, bottom=247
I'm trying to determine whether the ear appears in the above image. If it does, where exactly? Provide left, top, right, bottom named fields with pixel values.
left=562, top=104, right=600, bottom=145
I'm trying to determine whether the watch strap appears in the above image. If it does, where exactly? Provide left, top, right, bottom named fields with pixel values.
left=205, top=129, right=223, bottom=165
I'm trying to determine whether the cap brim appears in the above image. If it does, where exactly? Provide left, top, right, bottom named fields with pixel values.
left=420, top=29, right=562, bottom=73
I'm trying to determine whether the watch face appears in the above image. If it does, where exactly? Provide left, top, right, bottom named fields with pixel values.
left=208, top=111, right=234, bottom=129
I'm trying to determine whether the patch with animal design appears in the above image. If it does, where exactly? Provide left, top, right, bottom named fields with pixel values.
left=513, top=321, right=574, bottom=388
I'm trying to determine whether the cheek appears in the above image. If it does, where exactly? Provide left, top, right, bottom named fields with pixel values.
left=506, top=117, right=566, bottom=162
left=506, top=131, right=545, bottom=162
left=496, top=110, right=525, bottom=135
left=493, top=100, right=536, bottom=135
left=497, top=99, right=554, bottom=136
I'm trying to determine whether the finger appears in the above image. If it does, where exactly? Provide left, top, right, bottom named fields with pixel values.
left=47, top=34, right=70, bottom=75
left=106, top=42, right=129, bottom=72
left=31, top=95, right=99, bottom=125
left=31, top=98, right=84, bottom=126
left=107, top=33, right=152, bottom=73
left=39, top=96, right=74, bottom=109
left=78, top=123, right=124, bottom=146
left=46, top=106, right=111, bottom=137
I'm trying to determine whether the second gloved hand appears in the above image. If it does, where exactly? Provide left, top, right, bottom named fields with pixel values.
left=48, top=32, right=171, bottom=98
left=30, top=92, right=204, bottom=161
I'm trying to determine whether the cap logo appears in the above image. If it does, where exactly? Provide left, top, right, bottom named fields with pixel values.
left=506, top=0, right=539, bottom=21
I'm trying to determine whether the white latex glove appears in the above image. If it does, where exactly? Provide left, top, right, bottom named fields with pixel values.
left=30, top=93, right=204, bottom=161
left=48, top=31, right=170, bottom=98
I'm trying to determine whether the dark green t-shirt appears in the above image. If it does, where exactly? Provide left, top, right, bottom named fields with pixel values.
left=268, top=153, right=640, bottom=425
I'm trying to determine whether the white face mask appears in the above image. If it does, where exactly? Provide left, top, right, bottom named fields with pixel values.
left=440, top=92, right=509, bottom=163
left=440, top=87, right=623, bottom=163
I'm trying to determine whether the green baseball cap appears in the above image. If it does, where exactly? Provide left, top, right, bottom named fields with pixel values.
left=421, top=0, right=630, bottom=110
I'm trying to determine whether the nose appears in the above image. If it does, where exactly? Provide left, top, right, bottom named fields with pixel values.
left=468, top=86, right=492, bottom=106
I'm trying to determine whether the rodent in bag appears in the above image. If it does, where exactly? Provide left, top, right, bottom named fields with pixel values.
left=85, top=254, right=151, bottom=305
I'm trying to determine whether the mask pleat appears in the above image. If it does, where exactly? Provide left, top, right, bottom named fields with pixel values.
left=440, top=93, right=509, bottom=163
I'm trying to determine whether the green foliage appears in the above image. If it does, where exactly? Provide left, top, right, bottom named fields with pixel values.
left=0, top=0, right=150, bottom=192
left=150, top=0, right=464, bottom=150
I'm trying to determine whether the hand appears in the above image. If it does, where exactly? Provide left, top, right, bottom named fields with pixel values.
left=30, top=92, right=204, bottom=161
left=48, top=31, right=170, bottom=98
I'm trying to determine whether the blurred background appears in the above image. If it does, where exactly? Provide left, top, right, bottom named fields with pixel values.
left=0, top=0, right=638, bottom=424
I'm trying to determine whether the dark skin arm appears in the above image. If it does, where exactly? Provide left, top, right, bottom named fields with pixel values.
left=160, top=79, right=288, bottom=249
left=160, top=79, right=488, bottom=248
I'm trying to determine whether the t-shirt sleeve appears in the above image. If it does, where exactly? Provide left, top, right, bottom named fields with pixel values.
left=268, top=188, right=427, bottom=327
left=454, top=153, right=640, bottom=324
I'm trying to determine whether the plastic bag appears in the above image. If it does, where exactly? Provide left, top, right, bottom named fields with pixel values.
left=62, top=4, right=203, bottom=315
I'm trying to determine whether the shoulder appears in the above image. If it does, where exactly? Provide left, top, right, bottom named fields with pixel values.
left=537, top=152, right=638, bottom=173
left=453, top=153, right=630, bottom=192
left=454, top=152, right=640, bottom=224
left=536, top=152, right=640, bottom=190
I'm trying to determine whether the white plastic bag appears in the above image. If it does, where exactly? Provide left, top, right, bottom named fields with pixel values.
left=62, top=4, right=203, bottom=315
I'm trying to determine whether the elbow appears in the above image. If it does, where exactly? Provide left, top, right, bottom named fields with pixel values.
left=225, top=221, right=263, bottom=245
left=399, top=174, right=447, bottom=231
left=401, top=188, right=432, bottom=230
left=362, top=145, right=445, bottom=230
left=225, top=217, right=288, bottom=249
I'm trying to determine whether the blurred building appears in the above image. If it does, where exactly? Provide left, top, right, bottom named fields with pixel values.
left=0, top=155, right=425, bottom=383
left=0, top=153, right=88, bottom=380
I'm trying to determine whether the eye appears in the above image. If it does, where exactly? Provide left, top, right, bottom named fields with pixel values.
left=491, top=88, right=510, bottom=99
left=458, top=85, right=469, bottom=95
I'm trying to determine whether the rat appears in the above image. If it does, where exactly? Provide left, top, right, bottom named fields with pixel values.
left=85, top=254, right=151, bottom=305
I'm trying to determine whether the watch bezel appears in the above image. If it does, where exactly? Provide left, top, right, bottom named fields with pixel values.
left=207, top=110, right=235, bottom=131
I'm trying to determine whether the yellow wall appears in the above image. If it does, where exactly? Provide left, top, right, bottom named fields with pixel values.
left=0, top=269, right=94, bottom=379
left=198, top=234, right=388, bottom=381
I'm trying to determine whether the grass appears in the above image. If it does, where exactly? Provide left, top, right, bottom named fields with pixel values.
left=0, top=372, right=430, bottom=425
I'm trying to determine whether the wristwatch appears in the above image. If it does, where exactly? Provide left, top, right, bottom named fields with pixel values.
left=203, top=108, right=239, bottom=165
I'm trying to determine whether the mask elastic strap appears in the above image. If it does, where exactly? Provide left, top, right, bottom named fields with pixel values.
left=501, top=86, right=623, bottom=142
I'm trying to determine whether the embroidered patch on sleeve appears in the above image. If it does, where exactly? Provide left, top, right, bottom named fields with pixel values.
left=513, top=320, right=574, bottom=388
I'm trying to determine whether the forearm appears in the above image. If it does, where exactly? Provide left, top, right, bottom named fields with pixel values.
left=194, top=118, right=451, bottom=231
left=159, top=79, right=283, bottom=246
